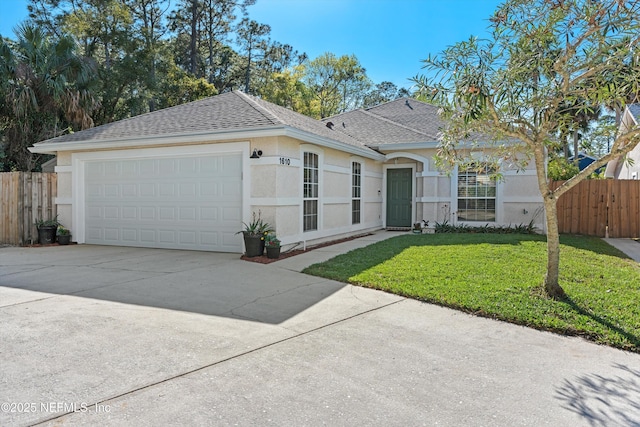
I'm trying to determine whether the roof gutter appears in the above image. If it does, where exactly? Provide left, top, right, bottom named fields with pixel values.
left=283, top=127, right=385, bottom=161
left=372, top=139, right=522, bottom=152
left=372, top=142, right=439, bottom=151
left=29, top=125, right=384, bottom=160
left=28, top=126, right=288, bottom=154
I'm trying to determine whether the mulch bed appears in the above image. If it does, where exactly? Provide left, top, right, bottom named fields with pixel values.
left=23, top=242, right=77, bottom=247
left=241, top=233, right=373, bottom=264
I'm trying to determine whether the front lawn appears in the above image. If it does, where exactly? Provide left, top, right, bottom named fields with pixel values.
left=302, top=234, right=640, bottom=352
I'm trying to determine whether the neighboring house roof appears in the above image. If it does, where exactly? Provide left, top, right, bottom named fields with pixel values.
left=324, top=98, right=444, bottom=147
left=568, top=152, right=597, bottom=171
left=628, top=104, right=640, bottom=123
left=32, top=91, right=375, bottom=156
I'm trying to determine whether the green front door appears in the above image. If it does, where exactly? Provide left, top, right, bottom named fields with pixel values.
left=386, top=168, right=412, bottom=227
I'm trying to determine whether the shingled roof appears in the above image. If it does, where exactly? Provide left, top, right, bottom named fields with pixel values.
left=628, top=104, right=640, bottom=122
left=324, top=97, right=444, bottom=146
left=35, top=91, right=369, bottom=150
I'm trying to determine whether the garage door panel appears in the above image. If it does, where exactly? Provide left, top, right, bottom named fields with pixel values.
left=158, top=207, right=176, bottom=220
left=223, top=180, right=241, bottom=197
left=85, top=153, right=242, bottom=252
left=104, top=228, right=120, bottom=241
left=140, top=229, right=155, bottom=242
left=104, top=184, right=119, bottom=197
left=159, top=158, right=175, bottom=174
left=179, top=182, right=196, bottom=197
left=104, top=206, right=119, bottom=219
left=104, top=162, right=120, bottom=176
left=122, top=228, right=137, bottom=242
left=139, top=159, right=156, bottom=175
left=86, top=184, right=104, bottom=198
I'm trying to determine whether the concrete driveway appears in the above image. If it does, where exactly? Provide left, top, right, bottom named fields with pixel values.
left=1, top=242, right=640, bottom=426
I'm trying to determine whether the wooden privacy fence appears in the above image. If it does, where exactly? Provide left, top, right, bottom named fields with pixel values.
left=552, top=179, right=640, bottom=238
left=1, top=172, right=57, bottom=245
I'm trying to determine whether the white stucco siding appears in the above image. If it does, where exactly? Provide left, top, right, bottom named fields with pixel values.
left=246, top=138, right=384, bottom=249
left=275, top=206, right=300, bottom=238
left=323, top=204, right=350, bottom=229
left=381, top=147, right=544, bottom=228
left=53, top=152, right=73, bottom=231
left=323, top=169, right=349, bottom=199
left=251, top=165, right=277, bottom=198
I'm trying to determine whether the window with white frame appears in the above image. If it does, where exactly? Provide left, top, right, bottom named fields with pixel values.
left=352, top=161, right=361, bottom=224
left=303, top=152, right=319, bottom=231
left=457, top=166, right=496, bottom=222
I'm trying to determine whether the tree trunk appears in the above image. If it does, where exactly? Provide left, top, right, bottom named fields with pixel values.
left=542, top=195, right=566, bottom=299
left=190, top=0, right=198, bottom=76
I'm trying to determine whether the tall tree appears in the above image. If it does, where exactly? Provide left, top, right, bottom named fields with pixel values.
left=126, top=0, right=171, bottom=112
left=0, top=24, right=97, bottom=171
left=168, top=0, right=254, bottom=81
left=583, top=115, right=618, bottom=157
left=236, top=18, right=270, bottom=94
left=304, top=52, right=372, bottom=118
left=259, top=65, right=320, bottom=118
left=413, top=0, right=640, bottom=298
left=26, top=0, right=70, bottom=37
left=61, top=0, right=145, bottom=124
left=363, top=81, right=410, bottom=108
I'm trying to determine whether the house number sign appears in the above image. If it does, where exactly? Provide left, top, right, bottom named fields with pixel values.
left=279, top=157, right=291, bottom=165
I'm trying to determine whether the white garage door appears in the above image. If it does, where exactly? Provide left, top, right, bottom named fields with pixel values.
left=84, top=153, right=242, bottom=252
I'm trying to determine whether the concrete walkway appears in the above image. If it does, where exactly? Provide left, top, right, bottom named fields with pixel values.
left=604, top=237, right=640, bottom=262
left=1, top=232, right=639, bottom=426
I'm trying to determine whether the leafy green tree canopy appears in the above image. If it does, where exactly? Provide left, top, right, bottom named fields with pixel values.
left=304, top=52, right=372, bottom=118
left=0, top=24, right=97, bottom=171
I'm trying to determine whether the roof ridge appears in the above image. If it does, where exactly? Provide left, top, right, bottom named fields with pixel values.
left=357, top=108, right=435, bottom=139
left=234, top=91, right=283, bottom=125
left=364, top=96, right=412, bottom=112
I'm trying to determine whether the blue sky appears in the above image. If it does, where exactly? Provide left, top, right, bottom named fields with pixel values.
left=0, top=0, right=502, bottom=90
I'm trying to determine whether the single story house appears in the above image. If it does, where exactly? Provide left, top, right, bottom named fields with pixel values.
left=30, top=91, right=543, bottom=253
left=605, top=104, right=640, bottom=180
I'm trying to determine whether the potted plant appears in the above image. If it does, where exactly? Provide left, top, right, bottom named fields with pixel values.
left=264, top=234, right=281, bottom=259
left=35, top=215, right=60, bottom=245
left=238, top=211, right=273, bottom=257
left=413, top=222, right=423, bottom=234
left=56, top=225, right=72, bottom=245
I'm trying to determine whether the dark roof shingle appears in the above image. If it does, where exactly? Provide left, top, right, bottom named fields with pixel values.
left=628, top=104, right=640, bottom=122
left=37, top=91, right=367, bottom=149
left=323, top=97, right=444, bottom=145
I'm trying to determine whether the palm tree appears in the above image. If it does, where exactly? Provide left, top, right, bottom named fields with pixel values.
left=0, top=24, right=97, bottom=171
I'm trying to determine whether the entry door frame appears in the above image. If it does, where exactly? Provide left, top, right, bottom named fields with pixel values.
left=383, top=163, right=416, bottom=228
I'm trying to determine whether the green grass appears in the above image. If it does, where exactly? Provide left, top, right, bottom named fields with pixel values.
left=303, top=234, right=640, bottom=352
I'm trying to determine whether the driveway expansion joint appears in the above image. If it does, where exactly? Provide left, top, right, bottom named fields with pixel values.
left=29, top=297, right=405, bottom=426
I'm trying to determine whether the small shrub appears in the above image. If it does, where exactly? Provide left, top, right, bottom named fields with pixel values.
left=434, top=220, right=538, bottom=234
left=548, top=157, right=579, bottom=181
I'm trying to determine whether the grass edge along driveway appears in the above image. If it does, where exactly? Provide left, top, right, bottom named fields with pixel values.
left=302, top=234, right=640, bottom=353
